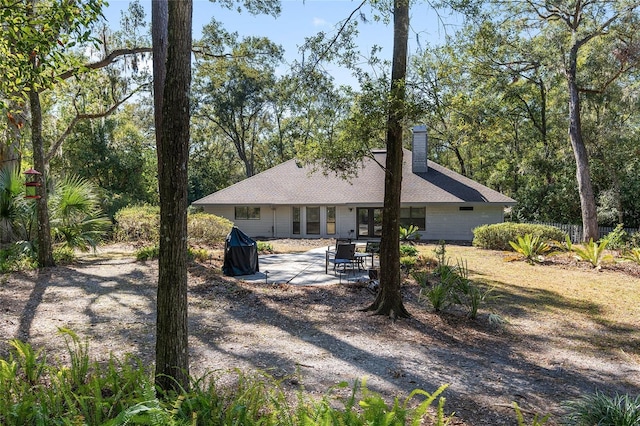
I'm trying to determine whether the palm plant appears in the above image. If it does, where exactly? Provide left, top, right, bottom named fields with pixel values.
left=49, top=175, right=111, bottom=252
left=509, top=233, right=554, bottom=264
left=0, top=165, right=36, bottom=243
left=571, top=239, right=614, bottom=268
left=622, top=247, right=640, bottom=265
left=399, top=224, right=420, bottom=242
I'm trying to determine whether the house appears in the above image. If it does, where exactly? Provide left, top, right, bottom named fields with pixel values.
left=192, top=126, right=516, bottom=241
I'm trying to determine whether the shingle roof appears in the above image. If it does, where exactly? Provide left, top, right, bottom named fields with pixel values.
left=192, top=149, right=516, bottom=206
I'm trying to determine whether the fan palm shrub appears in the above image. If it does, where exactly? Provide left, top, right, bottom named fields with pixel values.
left=49, top=175, right=111, bottom=252
left=0, top=165, right=36, bottom=243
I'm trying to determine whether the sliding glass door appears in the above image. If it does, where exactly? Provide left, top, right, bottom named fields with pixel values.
left=356, top=208, right=383, bottom=238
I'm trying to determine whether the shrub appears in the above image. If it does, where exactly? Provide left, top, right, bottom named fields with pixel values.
left=562, top=391, right=640, bottom=426
left=400, top=244, right=419, bottom=257
left=188, top=247, right=210, bottom=262
left=509, top=233, right=554, bottom=264
left=135, top=245, right=158, bottom=261
left=623, top=247, right=640, bottom=265
left=0, top=244, right=37, bottom=273
left=423, top=280, right=452, bottom=312
left=49, top=175, right=111, bottom=252
left=53, top=246, right=76, bottom=264
left=571, top=239, right=614, bottom=268
left=136, top=245, right=211, bottom=263
left=0, top=334, right=456, bottom=426
left=113, top=205, right=160, bottom=243
left=628, top=232, right=640, bottom=249
left=0, top=330, right=152, bottom=425
left=417, top=258, right=457, bottom=312
left=421, top=246, right=495, bottom=319
left=473, top=223, right=567, bottom=251
left=400, top=255, right=417, bottom=272
left=599, top=224, right=628, bottom=250
left=257, top=241, right=274, bottom=253
left=449, top=260, right=496, bottom=319
left=115, top=207, right=233, bottom=245
left=187, top=212, right=233, bottom=244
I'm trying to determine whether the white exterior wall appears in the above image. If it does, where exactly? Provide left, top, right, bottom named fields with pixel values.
left=200, top=203, right=504, bottom=241
left=423, top=204, right=504, bottom=241
left=273, top=206, right=290, bottom=238
left=200, top=205, right=358, bottom=239
left=337, top=206, right=357, bottom=239
left=200, top=205, right=275, bottom=238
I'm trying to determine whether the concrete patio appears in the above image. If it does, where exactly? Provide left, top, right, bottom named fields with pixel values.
left=237, top=246, right=377, bottom=286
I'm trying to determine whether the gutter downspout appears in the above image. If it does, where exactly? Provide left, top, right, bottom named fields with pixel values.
left=272, top=206, right=277, bottom=237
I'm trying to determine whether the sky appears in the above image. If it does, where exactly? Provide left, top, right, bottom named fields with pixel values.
left=101, top=0, right=463, bottom=87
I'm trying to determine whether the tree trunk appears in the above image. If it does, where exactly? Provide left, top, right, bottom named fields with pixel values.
left=154, top=0, right=192, bottom=393
left=363, top=0, right=410, bottom=319
left=452, top=145, right=467, bottom=176
left=1, top=111, right=22, bottom=171
left=152, top=0, right=167, bottom=178
left=29, top=88, right=55, bottom=268
left=567, top=45, right=598, bottom=242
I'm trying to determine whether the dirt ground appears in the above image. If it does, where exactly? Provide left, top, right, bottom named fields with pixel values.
left=0, top=241, right=639, bottom=425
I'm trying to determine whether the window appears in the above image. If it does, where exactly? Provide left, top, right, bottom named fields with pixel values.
left=459, top=206, right=474, bottom=211
left=326, top=206, right=336, bottom=235
left=235, top=206, right=260, bottom=220
left=306, top=207, right=320, bottom=235
left=400, top=207, right=425, bottom=230
left=292, top=207, right=300, bottom=234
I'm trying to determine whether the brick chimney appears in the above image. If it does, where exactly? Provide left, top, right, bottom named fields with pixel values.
left=411, top=125, right=428, bottom=173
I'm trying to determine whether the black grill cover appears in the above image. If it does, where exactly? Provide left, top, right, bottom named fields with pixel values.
left=222, top=226, right=259, bottom=276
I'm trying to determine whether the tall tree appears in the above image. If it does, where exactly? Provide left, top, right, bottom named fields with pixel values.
left=409, top=24, right=575, bottom=221
left=2, top=0, right=152, bottom=265
left=492, top=0, right=640, bottom=240
left=193, top=21, right=284, bottom=178
left=364, top=0, right=410, bottom=319
left=152, top=0, right=192, bottom=392
left=154, top=0, right=280, bottom=392
left=17, top=0, right=105, bottom=267
left=29, top=77, right=55, bottom=266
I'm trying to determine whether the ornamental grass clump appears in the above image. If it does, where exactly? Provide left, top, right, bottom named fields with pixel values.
left=562, top=391, right=640, bottom=426
left=416, top=243, right=495, bottom=319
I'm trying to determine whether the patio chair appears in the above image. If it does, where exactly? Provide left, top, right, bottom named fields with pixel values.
left=354, top=240, right=380, bottom=269
left=331, top=238, right=352, bottom=251
left=328, top=243, right=357, bottom=275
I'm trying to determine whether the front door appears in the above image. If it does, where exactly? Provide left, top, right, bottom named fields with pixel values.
left=357, top=208, right=383, bottom=239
